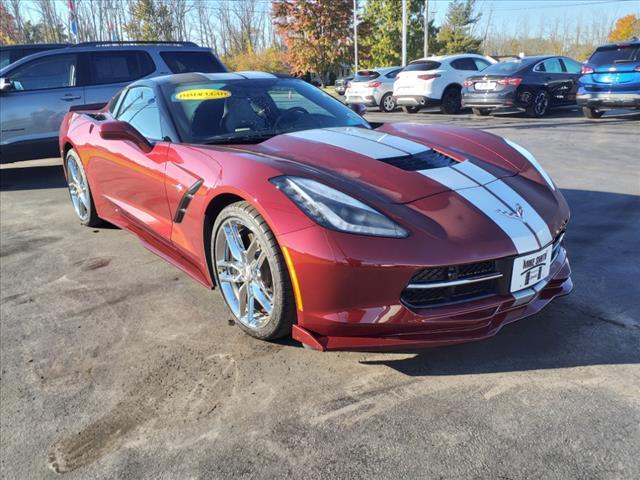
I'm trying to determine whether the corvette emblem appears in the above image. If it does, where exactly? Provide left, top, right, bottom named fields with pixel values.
left=497, top=203, right=525, bottom=220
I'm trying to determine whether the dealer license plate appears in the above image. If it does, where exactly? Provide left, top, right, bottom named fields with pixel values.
left=510, top=245, right=553, bottom=292
left=475, top=82, right=496, bottom=91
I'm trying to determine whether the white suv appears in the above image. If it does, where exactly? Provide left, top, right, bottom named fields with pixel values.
left=393, top=54, right=496, bottom=114
left=345, top=67, right=403, bottom=112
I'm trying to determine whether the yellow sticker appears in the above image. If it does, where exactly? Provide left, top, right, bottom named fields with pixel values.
left=175, top=89, right=231, bottom=101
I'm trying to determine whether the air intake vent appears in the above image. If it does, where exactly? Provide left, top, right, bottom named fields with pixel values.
left=381, top=150, right=457, bottom=171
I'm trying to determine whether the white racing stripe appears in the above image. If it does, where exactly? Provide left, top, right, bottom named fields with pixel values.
left=325, top=127, right=430, bottom=155
left=286, top=128, right=405, bottom=159
left=418, top=166, right=542, bottom=254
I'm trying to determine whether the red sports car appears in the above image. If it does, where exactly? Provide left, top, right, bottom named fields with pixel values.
left=59, top=72, right=572, bottom=351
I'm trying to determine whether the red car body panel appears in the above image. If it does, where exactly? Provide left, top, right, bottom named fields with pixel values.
left=60, top=104, right=572, bottom=351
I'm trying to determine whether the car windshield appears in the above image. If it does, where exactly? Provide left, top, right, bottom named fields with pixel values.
left=162, top=77, right=370, bottom=144
left=480, top=60, right=530, bottom=75
left=589, top=45, right=639, bottom=65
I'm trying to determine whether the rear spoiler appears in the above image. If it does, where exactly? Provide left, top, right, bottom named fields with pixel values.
left=69, top=102, right=107, bottom=113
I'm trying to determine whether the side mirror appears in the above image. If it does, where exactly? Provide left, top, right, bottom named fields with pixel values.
left=98, top=121, right=152, bottom=153
left=0, top=78, right=13, bottom=92
left=349, top=103, right=367, bottom=116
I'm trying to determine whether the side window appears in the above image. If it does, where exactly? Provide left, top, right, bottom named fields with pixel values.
left=8, top=54, right=77, bottom=91
left=116, top=87, right=163, bottom=141
left=88, top=51, right=154, bottom=86
left=474, top=58, right=491, bottom=71
left=385, top=68, right=403, bottom=79
left=451, top=58, right=478, bottom=71
left=538, top=58, right=563, bottom=73
left=561, top=58, right=582, bottom=74
left=159, top=51, right=226, bottom=74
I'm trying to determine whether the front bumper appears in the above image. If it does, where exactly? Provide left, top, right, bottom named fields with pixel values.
left=281, top=225, right=572, bottom=352
left=576, top=91, right=640, bottom=109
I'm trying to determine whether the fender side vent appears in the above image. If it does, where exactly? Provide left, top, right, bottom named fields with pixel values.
left=380, top=150, right=457, bottom=171
left=174, top=179, right=204, bottom=223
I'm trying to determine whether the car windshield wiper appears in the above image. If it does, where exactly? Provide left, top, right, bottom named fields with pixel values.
left=202, top=131, right=276, bottom=145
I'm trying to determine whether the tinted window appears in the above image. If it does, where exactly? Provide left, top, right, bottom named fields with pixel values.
left=160, top=51, right=226, bottom=74
left=562, top=58, right=582, bottom=74
left=385, top=68, right=403, bottom=79
left=480, top=60, right=529, bottom=75
left=589, top=45, right=639, bottom=65
left=116, top=87, right=163, bottom=141
left=535, top=58, right=564, bottom=73
left=162, top=78, right=369, bottom=143
left=8, top=54, right=77, bottom=90
left=353, top=70, right=380, bottom=82
left=474, top=58, right=491, bottom=70
left=0, top=50, right=10, bottom=69
left=451, top=58, right=478, bottom=71
left=403, top=61, right=441, bottom=72
left=88, top=51, right=154, bottom=85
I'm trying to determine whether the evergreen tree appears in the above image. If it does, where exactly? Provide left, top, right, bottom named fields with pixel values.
left=436, top=0, right=481, bottom=54
left=125, top=0, right=175, bottom=41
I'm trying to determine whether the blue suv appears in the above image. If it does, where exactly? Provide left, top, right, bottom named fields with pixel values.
left=577, top=39, right=640, bottom=118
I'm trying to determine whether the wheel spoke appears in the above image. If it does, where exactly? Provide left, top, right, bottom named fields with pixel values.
left=223, top=222, right=245, bottom=262
left=245, top=237, right=260, bottom=261
left=252, top=250, right=267, bottom=270
left=251, top=281, right=273, bottom=314
left=238, top=282, right=248, bottom=317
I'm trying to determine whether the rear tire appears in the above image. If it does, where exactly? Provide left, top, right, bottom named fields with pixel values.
left=582, top=106, right=604, bottom=119
left=440, top=86, right=462, bottom=114
left=403, top=106, right=420, bottom=114
left=212, top=201, right=296, bottom=341
left=379, top=92, right=396, bottom=112
left=472, top=108, right=490, bottom=116
left=65, top=149, right=101, bottom=227
left=526, top=89, right=549, bottom=117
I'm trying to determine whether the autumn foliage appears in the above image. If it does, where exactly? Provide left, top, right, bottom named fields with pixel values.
left=272, top=0, right=353, bottom=87
left=608, top=14, right=640, bottom=43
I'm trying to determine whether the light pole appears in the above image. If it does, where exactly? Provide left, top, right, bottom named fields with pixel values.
left=401, top=0, right=407, bottom=66
left=353, top=0, right=358, bottom=73
left=424, top=0, right=429, bottom=57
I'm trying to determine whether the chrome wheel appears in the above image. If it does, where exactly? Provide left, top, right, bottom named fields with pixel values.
left=66, top=152, right=90, bottom=222
left=215, top=218, right=275, bottom=330
left=382, top=94, right=395, bottom=112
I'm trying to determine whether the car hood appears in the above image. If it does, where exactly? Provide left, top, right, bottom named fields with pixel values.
left=240, top=124, right=526, bottom=204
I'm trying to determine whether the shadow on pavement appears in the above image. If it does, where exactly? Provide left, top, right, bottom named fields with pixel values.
left=361, top=188, right=640, bottom=375
left=0, top=164, right=67, bottom=191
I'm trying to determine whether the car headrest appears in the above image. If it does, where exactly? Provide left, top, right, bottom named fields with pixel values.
left=222, top=96, right=267, bottom=133
left=191, top=100, right=226, bottom=139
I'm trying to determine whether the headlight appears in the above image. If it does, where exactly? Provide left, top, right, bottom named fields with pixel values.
left=504, top=139, right=556, bottom=190
left=270, top=176, right=408, bottom=238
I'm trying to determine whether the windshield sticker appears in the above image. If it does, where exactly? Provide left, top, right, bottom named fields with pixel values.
left=175, top=89, right=231, bottom=101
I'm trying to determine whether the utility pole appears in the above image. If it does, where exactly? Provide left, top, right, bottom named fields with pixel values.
left=353, top=0, right=358, bottom=73
left=401, top=0, right=407, bottom=66
left=424, top=0, right=429, bottom=57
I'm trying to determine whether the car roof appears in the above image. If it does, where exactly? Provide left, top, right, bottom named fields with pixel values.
left=0, top=42, right=214, bottom=74
left=357, top=66, right=402, bottom=74
left=409, top=53, right=489, bottom=63
left=596, top=39, right=640, bottom=49
left=0, top=43, right=68, bottom=51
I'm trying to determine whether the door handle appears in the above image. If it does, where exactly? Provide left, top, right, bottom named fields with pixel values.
left=60, top=95, right=81, bottom=101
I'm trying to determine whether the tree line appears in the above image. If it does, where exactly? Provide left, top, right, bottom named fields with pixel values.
left=1, top=0, right=638, bottom=87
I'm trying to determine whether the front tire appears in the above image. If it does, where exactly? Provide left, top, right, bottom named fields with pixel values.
left=527, top=90, right=549, bottom=117
left=65, top=149, right=101, bottom=227
left=582, top=106, right=604, bottom=119
left=440, top=86, right=462, bottom=114
left=379, top=93, right=396, bottom=112
left=212, top=201, right=296, bottom=340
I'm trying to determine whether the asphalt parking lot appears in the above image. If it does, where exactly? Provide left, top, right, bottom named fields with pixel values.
left=1, top=108, right=639, bottom=479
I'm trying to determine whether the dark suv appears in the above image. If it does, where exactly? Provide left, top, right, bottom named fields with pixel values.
left=0, top=41, right=227, bottom=163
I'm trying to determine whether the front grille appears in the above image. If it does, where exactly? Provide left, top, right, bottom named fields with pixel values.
left=402, top=260, right=499, bottom=308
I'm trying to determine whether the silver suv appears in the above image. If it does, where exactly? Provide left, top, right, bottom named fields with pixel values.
left=0, top=41, right=226, bottom=163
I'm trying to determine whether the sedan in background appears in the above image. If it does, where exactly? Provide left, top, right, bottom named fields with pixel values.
left=393, top=54, right=495, bottom=114
left=577, top=39, right=640, bottom=118
left=59, top=72, right=571, bottom=351
left=345, top=67, right=402, bottom=112
left=334, top=75, right=353, bottom=96
left=462, top=55, right=582, bottom=117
